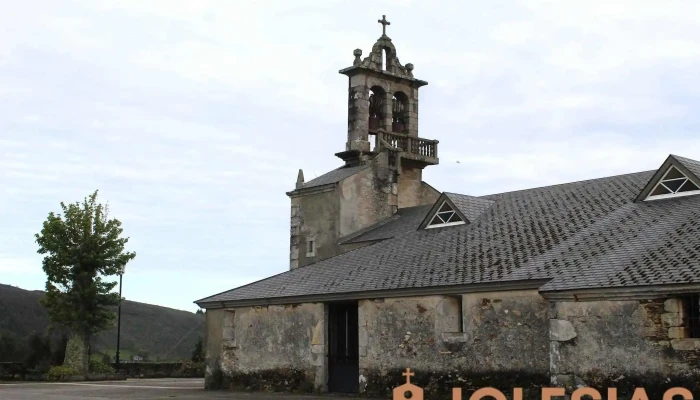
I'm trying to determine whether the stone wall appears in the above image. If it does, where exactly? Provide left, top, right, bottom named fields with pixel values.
left=550, top=298, right=700, bottom=398
left=397, top=165, right=440, bottom=208
left=204, top=308, right=225, bottom=389
left=358, top=291, right=549, bottom=397
left=215, top=303, right=326, bottom=393
left=339, top=155, right=395, bottom=239
left=115, top=361, right=203, bottom=378
left=290, top=188, right=341, bottom=269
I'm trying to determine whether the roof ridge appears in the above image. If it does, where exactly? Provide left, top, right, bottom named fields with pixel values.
left=480, top=170, right=654, bottom=199
left=670, top=154, right=700, bottom=163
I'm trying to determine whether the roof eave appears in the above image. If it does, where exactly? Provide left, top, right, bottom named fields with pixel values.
left=540, top=282, right=700, bottom=301
left=195, top=279, right=549, bottom=309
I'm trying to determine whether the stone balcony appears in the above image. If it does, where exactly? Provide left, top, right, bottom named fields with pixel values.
left=371, top=130, right=439, bottom=167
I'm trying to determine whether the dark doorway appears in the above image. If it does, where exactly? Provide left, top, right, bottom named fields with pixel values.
left=327, top=301, right=359, bottom=393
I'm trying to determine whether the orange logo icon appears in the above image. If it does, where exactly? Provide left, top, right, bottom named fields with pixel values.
left=393, top=368, right=423, bottom=400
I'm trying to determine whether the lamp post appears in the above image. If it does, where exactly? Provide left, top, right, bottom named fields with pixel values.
left=115, top=267, right=124, bottom=371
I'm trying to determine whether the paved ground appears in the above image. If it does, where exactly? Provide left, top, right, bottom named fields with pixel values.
left=0, top=378, right=368, bottom=400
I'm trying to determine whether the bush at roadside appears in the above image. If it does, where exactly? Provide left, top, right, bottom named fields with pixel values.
left=89, top=360, right=115, bottom=374
left=47, top=365, right=79, bottom=380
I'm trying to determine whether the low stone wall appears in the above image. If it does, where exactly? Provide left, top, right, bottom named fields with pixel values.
left=114, top=362, right=204, bottom=379
left=0, top=362, right=126, bottom=382
left=1, top=361, right=203, bottom=381
left=0, top=362, right=24, bottom=380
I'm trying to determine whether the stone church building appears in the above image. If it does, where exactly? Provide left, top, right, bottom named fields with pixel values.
left=196, top=18, right=700, bottom=398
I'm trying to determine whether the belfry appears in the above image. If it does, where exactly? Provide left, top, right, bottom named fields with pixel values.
left=285, top=16, right=441, bottom=270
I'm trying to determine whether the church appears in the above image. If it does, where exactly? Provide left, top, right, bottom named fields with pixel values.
left=196, top=16, right=700, bottom=398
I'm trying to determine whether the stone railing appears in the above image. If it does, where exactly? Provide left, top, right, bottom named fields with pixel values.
left=375, top=131, right=438, bottom=161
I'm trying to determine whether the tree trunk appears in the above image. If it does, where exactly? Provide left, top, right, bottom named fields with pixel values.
left=63, top=330, right=89, bottom=374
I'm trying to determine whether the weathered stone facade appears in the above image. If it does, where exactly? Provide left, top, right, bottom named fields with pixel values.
left=204, top=293, right=700, bottom=397
left=550, top=298, right=700, bottom=399
left=205, top=303, right=326, bottom=392
left=357, top=291, right=550, bottom=398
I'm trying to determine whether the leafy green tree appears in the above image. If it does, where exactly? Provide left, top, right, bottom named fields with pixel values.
left=50, top=334, right=68, bottom=366
left=191, top=336, right=204, bottom=363
left=24, top=333, right=52, bottom=372
left=0, top=333, right=25, bottom=362
left=36, top=190, right=136, bottom=374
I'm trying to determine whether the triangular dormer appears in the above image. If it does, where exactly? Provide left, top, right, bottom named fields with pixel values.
left=636, top=155, right=700, bottom=202
left=425, top=201, right=465, bottom=229
left=419, top=192, right=495, bottom=229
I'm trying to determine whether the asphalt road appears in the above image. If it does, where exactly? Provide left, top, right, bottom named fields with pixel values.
left=0, top=378, right=368, bottom=400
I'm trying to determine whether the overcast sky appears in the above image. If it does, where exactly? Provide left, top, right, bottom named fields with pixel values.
left=2, top=0, right=700, bottom=312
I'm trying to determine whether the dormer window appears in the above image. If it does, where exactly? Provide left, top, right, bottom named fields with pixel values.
left=426, top=202, right=465, bottom=229
left=646, top=166, right=700, bottom=200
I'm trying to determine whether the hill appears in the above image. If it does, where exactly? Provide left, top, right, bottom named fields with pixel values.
left=0, top=283, right=204, bottom=362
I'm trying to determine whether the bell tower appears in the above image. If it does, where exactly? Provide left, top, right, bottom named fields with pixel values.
left=287, top=16, right=441, bottom=270
left=336, top=15, right=439, bottom=179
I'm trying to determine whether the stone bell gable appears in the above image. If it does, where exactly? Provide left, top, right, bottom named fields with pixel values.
left=286, top=16, right=440, bottom=270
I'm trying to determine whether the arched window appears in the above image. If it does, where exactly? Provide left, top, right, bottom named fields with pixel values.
left=392, top=91, right=409, bottom=133
left=368, top=86, right=385, bottom=132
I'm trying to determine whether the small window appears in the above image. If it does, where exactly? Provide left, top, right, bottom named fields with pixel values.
left=306, top=239, right=315, bottom=257
left=647, top=166, right=700, bottom=200
left=426, top=202, right=465, bottom=229
left=682, top=294, right=700, bottom=338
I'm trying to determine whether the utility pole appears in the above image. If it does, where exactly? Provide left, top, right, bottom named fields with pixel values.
left=115, top=270, right=124, bottom=371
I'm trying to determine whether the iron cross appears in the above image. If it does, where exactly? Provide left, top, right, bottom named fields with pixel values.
left=378, top=15, right=390, bottom=36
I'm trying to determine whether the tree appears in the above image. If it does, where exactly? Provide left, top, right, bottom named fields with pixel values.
left=191, top=336, right=204, bottom=363
left=0, top=333, right=25, bottom=363
left=24, top=333, right=52, bottom=372
left=195, top=309, right=204, bottom=315
left=50, top=334, right=68, bottom=366
left=36, top=190, right=136, bottom=374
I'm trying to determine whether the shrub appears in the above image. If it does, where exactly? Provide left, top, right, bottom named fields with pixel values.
left=47, top=365, right=79, bottom=380
left=89, top=359, right=114, bottom=374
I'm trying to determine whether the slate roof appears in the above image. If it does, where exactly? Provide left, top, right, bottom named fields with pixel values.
left=342, top=205, right=432, bottom=244
left=444, top=193, right=495, bottom=223
left=298, top=165, right=368, bottom=189
left=197, top=156, right=700, bottom=306
left=674, top=154, right=700, bottom=180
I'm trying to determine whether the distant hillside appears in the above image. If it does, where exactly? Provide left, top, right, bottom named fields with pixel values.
left=0, top=283, right=204, bottom=362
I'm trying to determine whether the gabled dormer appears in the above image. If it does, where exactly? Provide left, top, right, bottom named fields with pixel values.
left=419, top=192, right=495, bottom=229
left=636, top=155, right=700, bottom=202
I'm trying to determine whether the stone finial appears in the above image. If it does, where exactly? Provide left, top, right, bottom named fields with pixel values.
left=405, top=63, right=414, bottom=71
left=353, top=49, right=362, bottom=66
left=296, top=169, right=305, bottom=189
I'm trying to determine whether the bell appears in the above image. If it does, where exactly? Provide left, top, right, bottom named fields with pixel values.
left=369, top=115, right=379, bottom=131
left=392, top=120, right=404, bottom=133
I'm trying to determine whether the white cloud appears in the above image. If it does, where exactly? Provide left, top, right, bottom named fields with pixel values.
left=1, top=0, right=700, bottom=311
